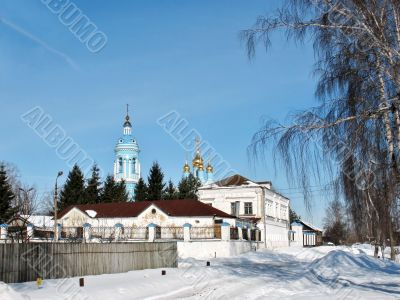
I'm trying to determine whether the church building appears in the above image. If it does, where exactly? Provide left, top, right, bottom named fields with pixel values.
left=113, top=107, right=141, bottom=199
left=182, top=138, right=214, bottom=184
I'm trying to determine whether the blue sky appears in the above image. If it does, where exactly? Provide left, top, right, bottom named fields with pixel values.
left=0, top=0, right=332, bottom=226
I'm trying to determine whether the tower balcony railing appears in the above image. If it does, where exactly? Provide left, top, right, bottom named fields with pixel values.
left=115, top=173, right=140, bottom=181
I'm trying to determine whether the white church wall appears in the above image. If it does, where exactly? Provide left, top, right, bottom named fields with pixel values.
left=59, top=205, right=234, bottom=229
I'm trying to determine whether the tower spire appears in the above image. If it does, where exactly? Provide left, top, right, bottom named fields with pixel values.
left=123, top=104, right=132, bottom=135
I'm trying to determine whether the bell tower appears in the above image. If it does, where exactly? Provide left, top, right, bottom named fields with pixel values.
left=113, top=105, right=141, bottom=200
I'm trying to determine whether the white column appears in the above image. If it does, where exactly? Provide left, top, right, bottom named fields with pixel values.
left=124, top=159, right=127, bottom=178
left=83, top=223, right=91, bottom=242
left=127, top=160, right=131, bottom=179
left=238, top=226, right=243, bottom=240
left=113, top=162, right=117, bottom=178
left=148, top=224, right=156, bottom=242
left=116, top=158, right=121, bottom=178
left=183, top=223, right=191, bottom=242
left=115, top=224, right=123, bottom=241
left=221, top=222, right=230, bottom=241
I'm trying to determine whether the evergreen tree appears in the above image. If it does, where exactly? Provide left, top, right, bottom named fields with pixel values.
left=0, top=164, right=16, bottom=223
left=289, top=207, right=301, bottom=223
left=177, top=173, right=201, bottom=199
left=59, top=164, right=85, bottom=210
left=134, top=178, right=148, bottom=201
left=146, top=162, right=165, bottom=200
left=100, top=175, right=129, bottom=203
left=162, top=180, right=177, bottom=200
left=85, top=164, right=102, bottom=204
left=100, top=175, right=115, bottom=203
left=114, top=180, right=130, bottom=202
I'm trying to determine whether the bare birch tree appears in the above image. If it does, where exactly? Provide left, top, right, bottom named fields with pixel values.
left=242, top=0, right=400, bottom=259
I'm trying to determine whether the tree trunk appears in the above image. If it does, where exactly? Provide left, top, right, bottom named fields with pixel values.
left=388, top=219, right=397, bottom=260
left=377, top=63, right=398, bottom=260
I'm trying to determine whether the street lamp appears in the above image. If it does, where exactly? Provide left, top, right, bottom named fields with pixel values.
left=53, top=171, right=63, bottom=241
left=18, top=187, right=34, bottom=215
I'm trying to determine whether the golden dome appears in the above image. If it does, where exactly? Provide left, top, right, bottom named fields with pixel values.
left=183, top=161, right=190, bottom=173
left=206, top=162, right=213, bottom=173
left=192, top=151, right=204, bottom=168
left=192, top=137, right=204, bottom=169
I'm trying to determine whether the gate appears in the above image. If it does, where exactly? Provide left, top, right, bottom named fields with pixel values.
left=214, top=225, right=221, bottom=239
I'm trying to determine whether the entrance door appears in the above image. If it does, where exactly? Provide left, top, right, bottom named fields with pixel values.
left=214, top=225, right=221, bottom=239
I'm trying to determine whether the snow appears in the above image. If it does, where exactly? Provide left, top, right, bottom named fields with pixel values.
left=85, top=210, right=97, bottom=218
left=0, top=283, right=26, bottom=300
left=4, top=245, right=400, bottom=300
left=20, top=215, right=53, bottom=228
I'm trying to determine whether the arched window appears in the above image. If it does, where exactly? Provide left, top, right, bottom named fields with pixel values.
left=132, top=158, right=136, bottom=174
left=119, top=158, right=123, bottom=174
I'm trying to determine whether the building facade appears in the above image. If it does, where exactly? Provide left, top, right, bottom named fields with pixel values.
left=57, top=200, right=236, bottom=228
left=290, top=220, right=323, bottom=247
left=198, top=174, right=290, bottom=248
left=113, top=107, right=141, bottom=199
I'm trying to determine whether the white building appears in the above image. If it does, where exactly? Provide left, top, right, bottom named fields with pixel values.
left=58, top=199, right=236, bottom=228
left=198, top=174, right=290, bottom=248
left=290, top=220, right=323, bottom=247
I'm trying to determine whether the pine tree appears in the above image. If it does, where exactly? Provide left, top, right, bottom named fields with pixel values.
left=146, top=162, right=165, bottom=200
left=85, top=164, right=102, bottom=204
left=289, top=207, right=301, bottom=223
left=100, top=175, right=115, bottom=203
left=114, top=180, right=129, bottom=202
left=162, top=180, right=177, bottom=200
left=0, top=164, right=16, bottom=223
left=177, top=173, right=201, bottom=199
left=134, top=178, right=147, bottom=201
left=100, top=175, right=129, bottom=203
left=59, top=164, right=85, bottom=210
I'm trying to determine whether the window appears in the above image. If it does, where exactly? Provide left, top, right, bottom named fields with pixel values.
left=244, top=202, right=253, bottom=215
left=119, top=158, right=123, bottom=174
left=151, top=208, right=156, bottom=214
left=266, top=201, right=273, bottom=217
left=231, top=202, right=237, bottom=216
left=230, top=202, right=240, bottom=217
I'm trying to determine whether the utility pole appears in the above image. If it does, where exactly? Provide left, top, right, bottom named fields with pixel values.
left=54, top=171, right=63, bottom=242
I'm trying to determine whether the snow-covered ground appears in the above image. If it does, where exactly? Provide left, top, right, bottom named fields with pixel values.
left=2, top=245, right=399, bottom=300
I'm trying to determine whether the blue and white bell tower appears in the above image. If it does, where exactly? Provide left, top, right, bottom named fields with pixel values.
left=113, top=105, right=140, bottom=200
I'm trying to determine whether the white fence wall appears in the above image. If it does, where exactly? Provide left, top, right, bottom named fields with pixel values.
left=178, top=240, right=260, bottom=259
